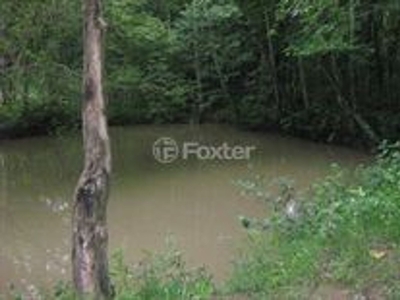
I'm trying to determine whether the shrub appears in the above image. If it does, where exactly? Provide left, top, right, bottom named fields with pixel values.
left=110, top=246, right=214, bottom=300
left=229, top=142, right=400, bottom=299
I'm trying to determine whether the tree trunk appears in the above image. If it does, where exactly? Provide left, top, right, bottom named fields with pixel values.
left=72, top=0, right=113, bottom=299
left=298, top=56, right=309, bottom=109
left=264, top=8, right=280, bottom=113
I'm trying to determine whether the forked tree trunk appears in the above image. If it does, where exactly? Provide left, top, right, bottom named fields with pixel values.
left=72, top=0, right=113, bottom=299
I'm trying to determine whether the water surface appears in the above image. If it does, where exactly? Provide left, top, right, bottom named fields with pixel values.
left=0, top=125, right=369, bottom=291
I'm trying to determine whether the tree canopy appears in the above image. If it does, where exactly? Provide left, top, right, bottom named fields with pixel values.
left=0, top=0, right=399, bottom=145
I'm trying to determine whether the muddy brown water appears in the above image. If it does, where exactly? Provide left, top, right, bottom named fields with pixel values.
left=0, top=125, right=369, bottom=292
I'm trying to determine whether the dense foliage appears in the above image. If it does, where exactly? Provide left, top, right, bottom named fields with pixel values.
left=230, top=143, right=400, bottom=299
left=0, top=0, right=399, bottom=144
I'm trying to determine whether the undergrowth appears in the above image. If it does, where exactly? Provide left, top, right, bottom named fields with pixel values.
left=2, top=245, right=214, bottom=300
left=229, top=142, right=400, bottom=299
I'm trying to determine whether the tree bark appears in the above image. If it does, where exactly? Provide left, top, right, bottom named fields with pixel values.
left=72, top=0, right=113, bottom=299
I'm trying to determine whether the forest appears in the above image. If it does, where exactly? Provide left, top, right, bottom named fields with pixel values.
left=1, top=0, right=400, bottom=299
left=0, top=0, right=399, bottom=145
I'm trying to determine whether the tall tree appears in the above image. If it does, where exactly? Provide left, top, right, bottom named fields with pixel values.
left=71, top=0, right=113, bottom=299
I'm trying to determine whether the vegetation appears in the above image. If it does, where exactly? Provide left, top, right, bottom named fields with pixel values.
left=229, top=142, right=400, bottom=299
left=1, top=0, right=399, bottom=145
left=108, top=248, right=214, bottom=300
left=1, top=0, right=400, bottom=298
left=2, top=246, right=214, bottom=300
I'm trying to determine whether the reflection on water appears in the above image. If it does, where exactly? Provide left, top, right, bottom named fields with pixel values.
left=0, top=125, right=369, bottom=292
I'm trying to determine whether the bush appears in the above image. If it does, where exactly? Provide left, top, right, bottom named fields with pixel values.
left=110, top=246, right=214, bottom=300
left=0, top=62, right=80, bottom=138
left=229, top=142, right=400, bottom=299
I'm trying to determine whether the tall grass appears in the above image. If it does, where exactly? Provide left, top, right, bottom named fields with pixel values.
left=229, top=142, right=400, bottom=299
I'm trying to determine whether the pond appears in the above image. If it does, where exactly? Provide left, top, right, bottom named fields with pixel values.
left=0, top=124, right=368, bottom=291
